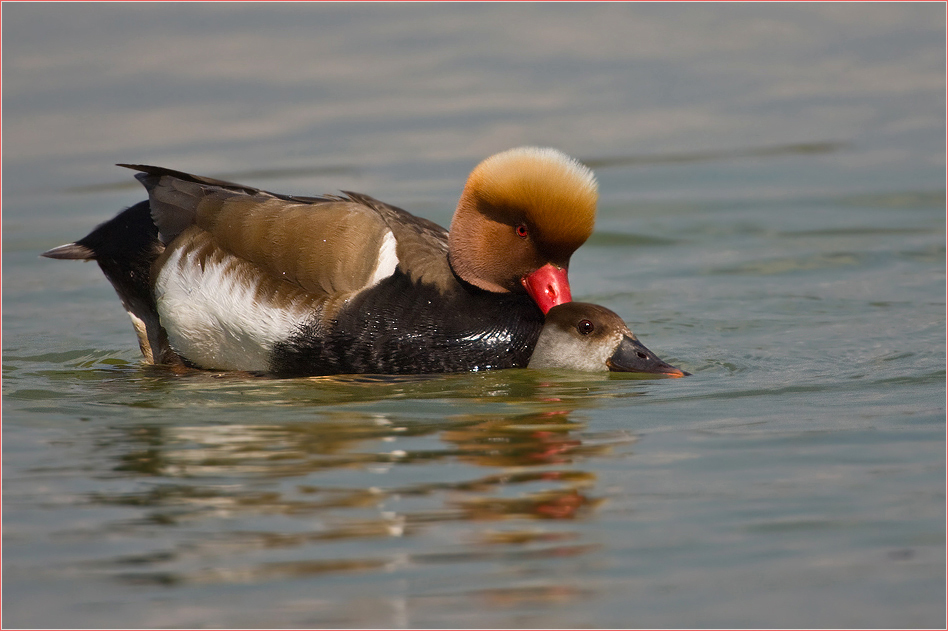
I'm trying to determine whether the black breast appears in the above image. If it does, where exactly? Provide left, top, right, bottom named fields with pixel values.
left=269, top=270, right=545, bottom=376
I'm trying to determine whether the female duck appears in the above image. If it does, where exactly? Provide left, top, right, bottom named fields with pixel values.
left=530, top=302, right=688, bottom=377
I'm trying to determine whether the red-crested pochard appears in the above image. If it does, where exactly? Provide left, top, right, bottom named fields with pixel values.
left=529, top=302, right=689, bottom=377
left=43, top=147, right=613, bottom=375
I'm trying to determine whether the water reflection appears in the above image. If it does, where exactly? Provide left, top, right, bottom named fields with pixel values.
left=77, top=371, right=640, bottom=587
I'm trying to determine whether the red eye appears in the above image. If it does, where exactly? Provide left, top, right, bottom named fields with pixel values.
left=516, top=224, right=528, bottom=238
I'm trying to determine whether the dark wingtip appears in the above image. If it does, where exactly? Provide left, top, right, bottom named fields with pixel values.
left=116, top=163, right=157, bottom=177
left=40, top=243, right=95, bottom=260
left=116, top=163, right=260, bottom=194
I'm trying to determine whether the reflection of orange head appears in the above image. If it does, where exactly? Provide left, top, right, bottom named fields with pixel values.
left=440, top=411, right=595, bottom=468
left=477, top=584, right=593, bottom=607
left=455, top=488, right=603, bottom=521
left=534, top=489, right=596, bottom=520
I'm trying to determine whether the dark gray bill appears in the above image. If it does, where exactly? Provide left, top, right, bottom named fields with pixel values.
left=607, top=335, right=690, bottom=377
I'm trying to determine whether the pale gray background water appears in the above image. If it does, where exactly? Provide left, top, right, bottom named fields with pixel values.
left=3, top=3, right=946, bottom=628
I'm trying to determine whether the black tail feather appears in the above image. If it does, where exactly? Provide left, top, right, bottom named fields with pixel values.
left=42, top=201, right=180, bottom=365
left=40, top=242, right=95, bottom=260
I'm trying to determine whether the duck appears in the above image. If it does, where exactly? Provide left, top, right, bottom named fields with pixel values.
left=529, top=302, right=688, bottom=377
left=43, top=147, right=607, bottom=376
left=44, top=148, right=689, bottom=377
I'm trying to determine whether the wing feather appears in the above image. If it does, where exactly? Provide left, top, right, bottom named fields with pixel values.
left=124, top=165, right=401, bottom=300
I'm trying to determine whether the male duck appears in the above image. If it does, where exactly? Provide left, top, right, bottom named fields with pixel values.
left=43, top=147, right=685, bottom=377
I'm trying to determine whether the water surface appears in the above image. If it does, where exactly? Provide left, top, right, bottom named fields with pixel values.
left=3, top=4, right=945, bottom=628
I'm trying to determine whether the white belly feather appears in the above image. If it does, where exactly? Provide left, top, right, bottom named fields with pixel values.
left=155, top=246, right=310, bottom=371
left=154, top=229, right=401, bottom=372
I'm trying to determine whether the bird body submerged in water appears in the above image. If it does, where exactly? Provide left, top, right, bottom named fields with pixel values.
left=43, top=147, right=687, bottom=378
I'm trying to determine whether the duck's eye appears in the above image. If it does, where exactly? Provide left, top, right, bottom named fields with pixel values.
left=577, top=319, right=595, bottom=335
left=515, top=224, right=529, bottom=238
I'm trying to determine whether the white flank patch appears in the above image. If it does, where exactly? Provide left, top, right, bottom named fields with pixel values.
left=368, top=229, right=399, bottom=286
left=155, top=247, right=308, bottom=371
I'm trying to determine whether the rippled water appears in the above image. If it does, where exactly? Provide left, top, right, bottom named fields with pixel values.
left=3, top=4, right=946, bottom=628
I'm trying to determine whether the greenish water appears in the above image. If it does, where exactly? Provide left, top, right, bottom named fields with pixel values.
left=3, top=4, right=945, bottom=628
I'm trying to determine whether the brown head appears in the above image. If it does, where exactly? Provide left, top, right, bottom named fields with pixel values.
left=447, top=147, right=598, bottom=313
left=528, top=302, right=690, bottom=377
